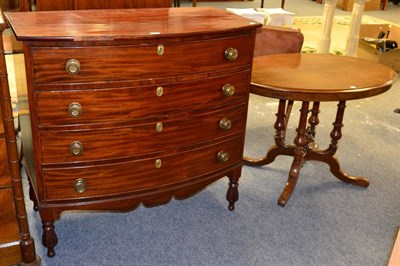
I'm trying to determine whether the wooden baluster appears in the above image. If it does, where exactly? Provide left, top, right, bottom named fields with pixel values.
left=344, top=0, right=369, bottom=56
left=329, top=101, right=346, bottom=153
left=0, top=12, right=40, bottom=265
left=306, top=101, right=320, bottom=151
left=317, top=0, right=338, bottom=53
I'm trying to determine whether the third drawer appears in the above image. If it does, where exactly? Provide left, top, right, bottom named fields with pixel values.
left=39, top=104, right=247, bottom=164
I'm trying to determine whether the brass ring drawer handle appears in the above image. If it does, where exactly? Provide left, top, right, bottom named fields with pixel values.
left=155, top=159, right=162, bottom=168
left=70, top=141, right=83, bottom=156
left=68, top=102, right=82, bottom=118
left=222, top=84, right=235, bottom=97
left=217, top=150, right=229, bottom=162
left=156, top=86, right=164, bottom=97
left=157, top=44, right=164, bottom=56
left=225, top=47, right=238, bottom=61
left=66, top=59, right=81, bottom=75
left=219, top=118, right=232, bottom=130
left=156, top=122, right=163, bottom=132
left=73, top=178, right=87, bottom=193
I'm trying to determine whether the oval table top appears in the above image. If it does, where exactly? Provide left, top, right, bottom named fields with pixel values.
left=251, top=53, right=398, bottom=101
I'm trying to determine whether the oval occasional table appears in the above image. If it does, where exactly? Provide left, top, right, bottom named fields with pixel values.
left=245, top=53, right=398, bottom=206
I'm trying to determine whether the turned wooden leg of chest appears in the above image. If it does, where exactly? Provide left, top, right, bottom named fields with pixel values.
left=226, top=167, right=242, bottom=211
left=41, top=221, right=58, bottom=258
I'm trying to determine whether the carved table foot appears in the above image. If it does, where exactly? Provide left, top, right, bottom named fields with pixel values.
left=278, top=101, right=309, bottom=206
left=244, top=99, right=295, bottom=167
left=308, top=149, right=369, bottom=187
left=42, top=221, right=58, bottom=257
left=278, top=176, right=299, bottom=207
left=331, top=167, right=369, bottom=187
left=243, top=144, right=295, bottom=166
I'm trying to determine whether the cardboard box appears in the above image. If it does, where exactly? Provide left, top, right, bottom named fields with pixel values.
left=337, top=0, right=383, bottom=11
left=357, top=24, right=400, bottom=71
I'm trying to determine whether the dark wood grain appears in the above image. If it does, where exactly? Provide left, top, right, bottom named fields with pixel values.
left=5, top=8, right=260, bottom=41
left=40, top=105, right=246, bottom=164
left=29, top=37, right=253, bottom=84
left=0, top=189, right=20, bottom=241
left=43, top=135, right=243, bottom=201
left=36, top=0, right=173, bottom=10
left=251, top=54, right=397, bottom=101
left=0, top=139, right=11, bottom=187
left=34, top=71, right=250, bottom=126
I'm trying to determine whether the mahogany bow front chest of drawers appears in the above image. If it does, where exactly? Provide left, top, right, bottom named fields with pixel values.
left=5, top=7, right=261, bottom=257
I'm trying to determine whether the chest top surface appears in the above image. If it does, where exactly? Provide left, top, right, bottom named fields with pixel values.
left=4, top=7, right=261, bottom=42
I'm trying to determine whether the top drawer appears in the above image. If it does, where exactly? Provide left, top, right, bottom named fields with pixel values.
left=29, top=35, right=253, bottom=84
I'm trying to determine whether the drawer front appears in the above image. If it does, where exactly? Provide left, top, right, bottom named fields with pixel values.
left=39, top=104, right=247, bottom=164
left=30, top=36, right=253, bottom=84
left=0, top=139, right=11, bottom=187
left=43, top=136, right=243, bottom=201
left=0, top=189, right=20, bottom=244
left=35, top=71, right=250, bottom=126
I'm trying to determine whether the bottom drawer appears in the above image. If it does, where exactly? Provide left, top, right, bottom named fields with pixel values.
left=43, top=135, right=243, bottom=201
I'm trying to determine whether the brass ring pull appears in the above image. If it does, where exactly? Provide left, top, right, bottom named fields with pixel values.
left=68, top=102, right=82, bottom=118
left=156, top=86, right=164, bottom=97
left=224, top=47, right=238, bottom=61
left=222, top=84, right=235, bottom=97
left=73, top=178, right=87, bottom=193
left=217, top=150, right=229, bottom=162
left=70, top=141, right=83, bottom=156
left=65, top=59, right=81, bottom=75
left=219, top=118, right=232, bottom=130
left=155, top=159, right=162, bottom=168
left=157, top=44, right=164, bottom=55
left=156, top=122, right=163, bottom=132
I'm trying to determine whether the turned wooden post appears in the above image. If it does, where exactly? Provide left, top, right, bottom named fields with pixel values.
left=0, top=9, right=40, bottom=265
left=344, top=0, right=369, bottom=56
left=317, top=0, right=338, bottom=53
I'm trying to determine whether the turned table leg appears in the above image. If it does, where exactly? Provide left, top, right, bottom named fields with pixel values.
left=278, top=101, right=310, bottom=206
left=307, top=101, right=369, bottom=187
left=306, top=101, right=320, bottom=151
left=245, top=99, right=369, bottom=207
